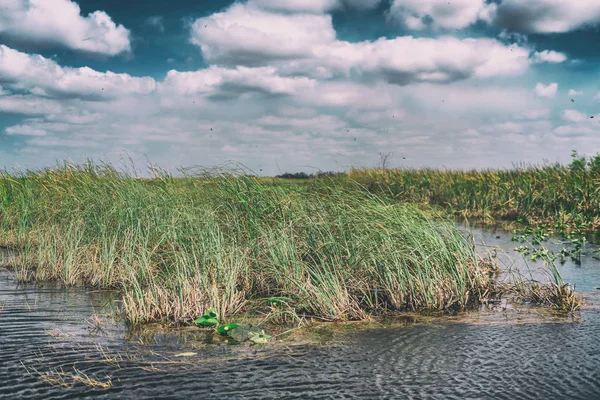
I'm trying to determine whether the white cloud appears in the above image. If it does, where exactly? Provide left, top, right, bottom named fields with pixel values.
left=335, top=37, right=531, bottom=82
left=534, top=82, right=558, bottom=98
left=383, top=1, right=600, bottom=34
left=190, top=4, right=336, bottom=65
left=0, top=0, right=131, bottom=55
left=532, top=50, right=567, bottom=63
left=249, top=0, right=381, bottom=13
left=492, top=0, right=600, bottom=33
left=554, top=108, right=600, bottom=138
left=255, top=114, right=346, bottom=131
left=297, top=81, right=395, bottom=108
left=517, top=109, right=550, bottom=120
left=161, top=66, right=317, bottom=96
left=5, top=124, right=47, bottom=136
left=0, top=45, right=156, bottom=99
left=3, top=2, right=599, bottom=174
left=554, top=125, right=598, bottom=138
left=561, top=109, right=587, bottom=123
left=387, top=0, right=493, bottom=30
left=0, top=95, right=64, bottom=115
left=190, top=4, right=535, bottom=86
left=568, top=89, right=583, bottom=96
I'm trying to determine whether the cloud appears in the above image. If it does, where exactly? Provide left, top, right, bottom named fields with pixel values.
left=532, top=50, right=567, bottom=63
left=554, top=125, right=598, bottom=138
left=534, top=82, right=558, bottom=98
left=190, top=4, right=336, bottom=65
left=344, top=37, right=531, bottom=82
left=0, top=0, right=131, bottom=55
left=5, top=124, right=47, bottom=136
left=190, top=4, right=537, bottom=86
left=517, top=109, right=550, bottom=120
left=561, top=109, right=587, bottom=123
left=387, top=0, right=492, bottom=30
left=0, top=45, right=156, bottom=100
left=145, top=16, right=165, bottom=32
left=568, top=89, right=583, bottom=96
left=492, top=0, right=600, bottom=33
left=161, top=66, right=317, bottom=96
left=0, top=95, right=64, bottom=115
left=3, top=1, right=598, bottom=174
left=297, top=81, right=395, bottom=108
left=383, top=1, right=600, bottom=34
left=554, top=108, right=600, bottom=138
left=249, top=0, right=382, bottom=13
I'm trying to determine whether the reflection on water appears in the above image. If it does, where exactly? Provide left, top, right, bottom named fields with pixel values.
left=1, top=228, right=600, bottom=399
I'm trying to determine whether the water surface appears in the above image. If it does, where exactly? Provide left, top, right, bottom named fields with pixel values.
left=1, top=229, right=600, bottom=399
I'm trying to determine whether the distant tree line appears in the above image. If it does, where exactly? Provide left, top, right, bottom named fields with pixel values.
left=275, top=171, right=340, bottom=179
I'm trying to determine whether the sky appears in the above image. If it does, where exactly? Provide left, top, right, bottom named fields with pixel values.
left=1, top=0, right=600, bottom=175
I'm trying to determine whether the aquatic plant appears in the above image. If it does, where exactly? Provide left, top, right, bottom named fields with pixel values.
left=193, top=309, right=219, bottom=327
left=509, top=243, right=581, bottom=313
left=0, top=162, right=494, bottom=324
left=344, top=152, right=600, bottom=236
left=248, top=331, right=272, bottom=344
left=216, top=323, right=240, bottom=336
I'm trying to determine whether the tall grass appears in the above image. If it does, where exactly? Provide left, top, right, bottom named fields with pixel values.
left=0, top=163, right=494, bottom=324
left=345, top=155, right=600, bottom=234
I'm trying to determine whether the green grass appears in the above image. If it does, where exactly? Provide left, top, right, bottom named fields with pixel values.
left=0, top=163, right=495, bottom=324
left=342, top=153, right=600, bottom=236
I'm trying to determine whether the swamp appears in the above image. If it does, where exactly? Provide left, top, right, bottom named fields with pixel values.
left=0, top=158, right=599, bottom=399
left=2, top=1, right=600, bottom=398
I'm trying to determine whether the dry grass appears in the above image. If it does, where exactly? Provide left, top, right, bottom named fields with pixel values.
left=22, top=363, right=112, bottom=390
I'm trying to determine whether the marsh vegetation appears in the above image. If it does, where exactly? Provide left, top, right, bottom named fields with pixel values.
left=0, top=157, right=587, bottom=327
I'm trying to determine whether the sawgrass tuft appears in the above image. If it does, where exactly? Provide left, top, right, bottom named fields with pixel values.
left=0, top=162, right=496, bottom=324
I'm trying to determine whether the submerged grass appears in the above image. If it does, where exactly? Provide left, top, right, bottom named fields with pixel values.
left=0, top=163, right=496, bottom=324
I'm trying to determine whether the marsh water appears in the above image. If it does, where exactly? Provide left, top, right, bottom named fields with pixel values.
left=1, top=228, right=600, bottom=399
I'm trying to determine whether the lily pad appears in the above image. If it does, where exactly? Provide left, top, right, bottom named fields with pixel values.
left=193, top=308, right=219, bottom=327
left=216, top=323, right=240, bottom=336
left=194, top=317, right=218, bottom=327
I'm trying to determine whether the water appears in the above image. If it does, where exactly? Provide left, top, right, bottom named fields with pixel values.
left=1, top=229, right=600, bottom=400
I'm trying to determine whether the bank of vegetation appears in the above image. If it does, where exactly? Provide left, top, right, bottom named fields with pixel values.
left=343, top=151, right=600, bottom=237
left=0, top=157, right=584, bottom=326
left=0, top=163, right=499, bottom=325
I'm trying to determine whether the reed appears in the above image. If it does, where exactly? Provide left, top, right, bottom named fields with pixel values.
left=0, top=163, right=494, bottom=324
left=344, top=152, right=600, bottom=235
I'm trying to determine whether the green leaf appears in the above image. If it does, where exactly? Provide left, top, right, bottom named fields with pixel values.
left=217, top=323, right=240, bottom=336
left=194, top=317, right=219, bottom=327
left=205, top=308, right=218, bottom=318
left=265, top=297, right=293, bottom=304
left=193, top=308, right=220, bottom=327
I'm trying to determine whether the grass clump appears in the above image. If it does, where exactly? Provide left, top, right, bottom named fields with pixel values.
left=343, top=151, right=600, bottom=236
left=0, top=162, right=494, bottom=325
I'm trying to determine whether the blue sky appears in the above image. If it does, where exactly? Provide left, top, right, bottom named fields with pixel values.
left=1, top=0, right=600, bottom=174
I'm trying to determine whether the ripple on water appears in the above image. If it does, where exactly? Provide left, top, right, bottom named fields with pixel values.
left=1, top=227, right=600, bottom=400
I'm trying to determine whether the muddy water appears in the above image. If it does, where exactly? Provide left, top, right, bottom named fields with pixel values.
left=1, top=230, right=600, bottom=400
